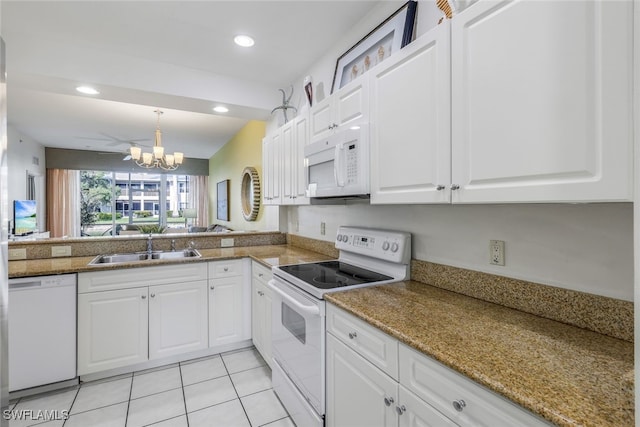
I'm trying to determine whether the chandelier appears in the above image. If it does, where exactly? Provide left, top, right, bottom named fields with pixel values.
left=130, top=109, right=184, bottom=171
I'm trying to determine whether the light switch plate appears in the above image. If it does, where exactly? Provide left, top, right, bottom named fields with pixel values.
left=9, top=248, right=27, bottom=260
left=221, top=238, right=234, bottom=248
left=51, top=245, right=72, bottom=257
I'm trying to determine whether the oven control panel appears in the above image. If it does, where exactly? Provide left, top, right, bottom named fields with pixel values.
left=335, top=226, right=411, bottom=264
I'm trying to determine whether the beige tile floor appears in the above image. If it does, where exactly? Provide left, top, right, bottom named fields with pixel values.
left=7, top=347, right=294, bottom=427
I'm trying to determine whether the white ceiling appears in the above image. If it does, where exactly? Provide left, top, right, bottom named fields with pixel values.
left=1, top=0, right=382, bottom=159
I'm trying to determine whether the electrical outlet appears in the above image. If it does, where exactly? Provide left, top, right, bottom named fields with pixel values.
left=221, top=238, right=234, bottom=248
left=489, top=240, right=505, bottom=266
left=320, top=222, right=326, bottom=235
left=9, top=248, right=27, bottom=260
left=51, top=245, right=72, bottom=257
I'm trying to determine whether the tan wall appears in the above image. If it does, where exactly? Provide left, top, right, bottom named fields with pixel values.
left=208, top=120, right=267, bottom=231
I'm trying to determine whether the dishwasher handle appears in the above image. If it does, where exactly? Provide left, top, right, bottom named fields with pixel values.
left=9, top=281, right=43, bottom=290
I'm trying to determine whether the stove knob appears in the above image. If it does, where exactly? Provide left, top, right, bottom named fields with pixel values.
left=391, top=242, right=399, bottom=253
left=382, top=241, right=390, bottom=251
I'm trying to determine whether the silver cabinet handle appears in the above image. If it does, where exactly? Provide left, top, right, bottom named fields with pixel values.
left=141, top=295, right=147, bottom=299
left=396, top=405, right=406, bottom=415
left=258, top=291, right=264, bottom=296
left=436, top=185, right=445, bottom=191
left=150, top=293, right=155, bottom=298
left=210, top=286, right=215, bottom=290
left=348, top=332, right=357, bottom=339
left=223, top=267, right=229, bottom=272
left=384, top=397, right=394, bottom=407
left=451, top=184, right=460, bottom=190
left=258, top=273, right=264, bottom=277
left=452, top=399, right=466, bottom=412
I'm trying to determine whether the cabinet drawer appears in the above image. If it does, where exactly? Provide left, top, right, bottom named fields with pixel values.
left=79, top=263, right=208, bottom=293
left=327, top=304, right=398, bottom=380
left=209, top=259, right=243, bottom=278
left=251, top=261, right=272, bottom=283
left=399, top=344, right=551, bottom=426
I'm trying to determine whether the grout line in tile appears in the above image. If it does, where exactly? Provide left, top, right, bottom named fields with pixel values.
left=177, top=356, right=190, bottom=427
left=259, top=416, right=290, bottom=427
left=220, top=351, right=253, bottom=426
left=128, top=385, right=184, bottom=402
left=124, top=368, right=134, bottom=427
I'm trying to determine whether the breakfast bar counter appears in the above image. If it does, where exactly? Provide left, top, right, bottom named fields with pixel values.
left=7, top=244, right=333, bottom=278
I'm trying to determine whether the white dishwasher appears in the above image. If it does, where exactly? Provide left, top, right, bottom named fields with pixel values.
left=9, top=274, right=77, bottom=392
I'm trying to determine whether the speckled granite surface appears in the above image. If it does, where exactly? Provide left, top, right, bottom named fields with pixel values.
left=325, top=282, right=634, bottom=427
left=8, top=231, right=287, bottom=260
left=412, top=260, right=634, bottom=343
left=8, top=244, right=332, bottom=278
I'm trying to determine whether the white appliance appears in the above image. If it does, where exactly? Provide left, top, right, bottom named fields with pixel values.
left=9, top=274, right=77, bottom=392
left=304, top=126, right=370, bottom=199
left=269, top=227, right=411, bottom=427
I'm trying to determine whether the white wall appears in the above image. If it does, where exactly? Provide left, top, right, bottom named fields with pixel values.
left=7, top=125, right=46, bottom=231
left=273, top=1, right=634, bottom=302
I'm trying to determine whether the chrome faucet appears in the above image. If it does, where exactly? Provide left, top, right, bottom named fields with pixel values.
left=147, top=234, right=153, bottom=257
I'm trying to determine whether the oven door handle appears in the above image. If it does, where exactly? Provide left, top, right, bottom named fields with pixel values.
left=268, top=280, right=320, bottom=316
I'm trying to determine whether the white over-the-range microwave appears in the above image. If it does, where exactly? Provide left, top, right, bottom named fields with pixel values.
left=304, top=125, right=370, bottom=199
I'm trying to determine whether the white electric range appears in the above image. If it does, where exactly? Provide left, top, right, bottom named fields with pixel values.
left=268, top=226, right=411, bottom=427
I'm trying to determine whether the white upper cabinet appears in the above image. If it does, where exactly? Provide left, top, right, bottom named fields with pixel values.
left=310, top=75, right=370, bottom=141
left=450, top=0, right=633, bottom=203
left=262, top=131, right=282, bottom=205
left=281, top=115, right=310, bottom=205
left=370, top=21, right=451, bottom=204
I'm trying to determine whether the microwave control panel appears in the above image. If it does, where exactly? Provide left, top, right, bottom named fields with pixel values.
left=346, top=143, right=358, bottom=184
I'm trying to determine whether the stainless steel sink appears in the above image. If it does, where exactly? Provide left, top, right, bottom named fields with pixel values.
left=88, top=249, right=201, bottom=265
left=151, top=249, right=201, bottom=260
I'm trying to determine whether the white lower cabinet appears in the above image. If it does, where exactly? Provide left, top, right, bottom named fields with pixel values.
left=208, top=275, right=245, bottom=346
left=327, top=333, right=398, bottom=427
left=251, top=261, right=273, bottom=367
left=326, top=304, right=551, bottom=427
left=78, top=287, right=149, bottom=375
left=149, top=281, right=208, bottom=360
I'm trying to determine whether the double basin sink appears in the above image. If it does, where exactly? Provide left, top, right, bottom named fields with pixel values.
left=89, top=249, right=201, bottom=265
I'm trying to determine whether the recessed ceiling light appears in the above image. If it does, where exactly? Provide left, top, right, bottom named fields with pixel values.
left=213, top=106, right=229, bottom=113
left=234, top=35, right=255, bottom=48
left=76, top=86, right=99, bottom=95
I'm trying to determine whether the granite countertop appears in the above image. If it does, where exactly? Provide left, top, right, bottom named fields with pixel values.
left=8, top=244, right=333, bottom=278
left=325, top=281, right=634, bottom=427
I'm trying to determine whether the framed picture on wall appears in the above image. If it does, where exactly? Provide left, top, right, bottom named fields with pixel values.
left=217, top=179, right=230, bottom=221
left=331, top=0, right=417, bottom=93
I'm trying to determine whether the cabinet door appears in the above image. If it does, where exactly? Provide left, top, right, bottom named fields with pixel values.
left=148, top=281, right=208, bottom=360
left=281, top=121, right=295, bottom=205
left=327, top=333, right=398, bottom=427
left=309, top=95, right=333, bottom=141
left=334, top=75, right=369, bottom=129
left=209, top=275, right=246, bottom=347
left=370, top=23, right=451, bottom=204
left=251, top=276, right=273, bottom=368
left=262, top=133, right=282, bottom=205
left=293, top=114, right=310, bottom=204
left=398, top=385, right=457, bottom=427
left=78, top=287, right=148, bottom=375
left=262, top=136, right=273, bottom=204
left=451, top=0, right=633, bottom=203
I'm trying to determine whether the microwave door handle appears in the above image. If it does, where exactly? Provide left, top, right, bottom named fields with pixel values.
left=334, top=144, right=346, bottom=187
left=268, top=280, right=320, bottom=316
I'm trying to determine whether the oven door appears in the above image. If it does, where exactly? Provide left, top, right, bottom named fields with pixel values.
left=268, top=278, right=325, bottom=416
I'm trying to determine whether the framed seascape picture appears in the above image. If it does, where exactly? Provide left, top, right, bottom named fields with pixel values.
left=331, top=1, right=417, bottom=94
left=217, top=179, right=230, bottom=221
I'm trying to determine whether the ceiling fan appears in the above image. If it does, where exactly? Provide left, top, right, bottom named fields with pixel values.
left=77, top=132, right=152, bottom=160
